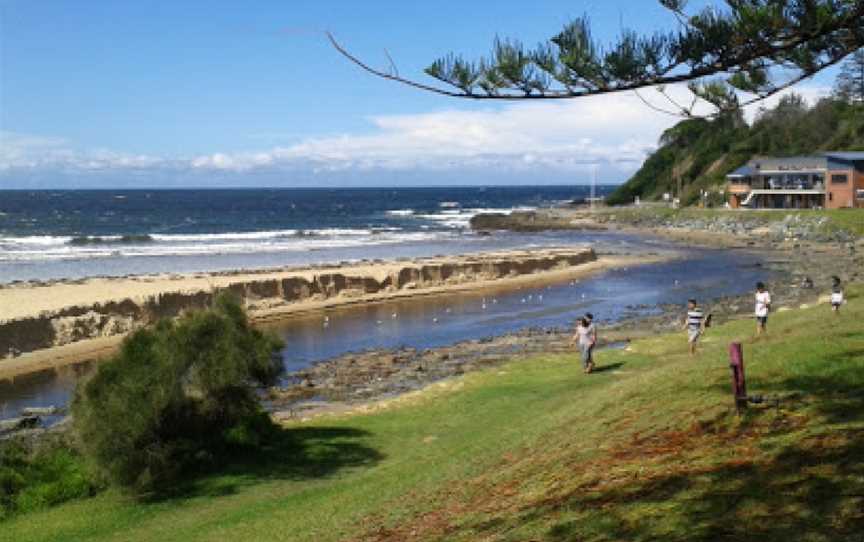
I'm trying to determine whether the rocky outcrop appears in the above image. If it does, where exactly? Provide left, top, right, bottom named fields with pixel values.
left=0, top=248, right=596, bottom=358
left=472, top=209, right=861, bottom=244
left=470, top=211, right=605, bottom=232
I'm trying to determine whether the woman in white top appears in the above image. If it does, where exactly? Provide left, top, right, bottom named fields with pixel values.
left=755, top=282, right=771, bottom=336
left=831, top=276, right=844, bottom=314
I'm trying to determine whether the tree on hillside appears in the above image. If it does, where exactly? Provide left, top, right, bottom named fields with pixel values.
left=332, top=1, right=864, bottom=117
left=834, top=49, right=864, bottom=104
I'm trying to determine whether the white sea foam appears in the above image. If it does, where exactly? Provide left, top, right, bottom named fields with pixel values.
left=0, top=230, right=446, bottom=263
left=386, top=209, right=415, bottom=216
left=412, top=206, right=536, bottom=229
left=0, top=235, right=73, bottom=246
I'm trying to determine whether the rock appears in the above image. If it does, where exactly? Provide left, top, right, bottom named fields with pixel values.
left=20, top=406, right=63, bottom=416
left=0, top=416, right=40, bottom=435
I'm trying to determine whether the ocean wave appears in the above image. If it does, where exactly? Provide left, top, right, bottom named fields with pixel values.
left=67, top=235, right=155, bottom=246
left=386, top=209, right=415, bottom=216
left=0, top=228, right=405, bottom=249
left=412, top=206, right=536, bottom=229
left=0, top=235, right=72, bottom=246
left=0, top=230, right=447, bottom=263
left=147, top=228, right=390, bottom=242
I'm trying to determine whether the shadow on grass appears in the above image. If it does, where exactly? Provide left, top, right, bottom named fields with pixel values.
left=545, top=358, right=864, bottom=541
left=591, top=362, right=624, bottom=374
left=152, top=426, right=383, bottom=502
left=462, top=348, right=864, bottom=541
left=541, top=427, right=864, bottom=542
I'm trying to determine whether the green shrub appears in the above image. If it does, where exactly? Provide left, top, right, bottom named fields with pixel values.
left=72, top=293, right=284, bottom=495
left=0, top=438, right=96, bottom=519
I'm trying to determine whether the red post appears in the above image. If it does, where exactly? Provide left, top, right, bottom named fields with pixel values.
left=729, top=342, right=747, bottom=413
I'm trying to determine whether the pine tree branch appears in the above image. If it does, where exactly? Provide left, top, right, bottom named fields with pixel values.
left=330, top=1, right=864, bottom=116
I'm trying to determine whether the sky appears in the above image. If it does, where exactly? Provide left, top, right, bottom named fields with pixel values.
left=0, top=1, right=838, bottom=188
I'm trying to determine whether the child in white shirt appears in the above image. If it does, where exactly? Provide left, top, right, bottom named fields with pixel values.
left=755, top=282, right=771, bottom=336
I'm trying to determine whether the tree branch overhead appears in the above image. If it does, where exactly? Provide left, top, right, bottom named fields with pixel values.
left=330, top=1, right=864, bottom=116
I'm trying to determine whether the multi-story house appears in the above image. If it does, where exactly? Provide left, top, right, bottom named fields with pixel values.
left=726, top=152, right=864, bottom=209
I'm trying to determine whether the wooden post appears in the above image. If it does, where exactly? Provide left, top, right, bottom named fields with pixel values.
left=729, top=342, right=747, bottom=413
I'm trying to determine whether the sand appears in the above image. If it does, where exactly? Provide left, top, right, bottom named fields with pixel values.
left=0, top=249, right=673, bottom=380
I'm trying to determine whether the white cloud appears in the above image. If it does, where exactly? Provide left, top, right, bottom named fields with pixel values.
left=189, top=92, right=675, bottom=174
left=0, top=131, right=165, bottom=173
left=0, top=82, right=834, bottom=182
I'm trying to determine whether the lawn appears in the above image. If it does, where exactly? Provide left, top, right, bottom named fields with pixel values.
left=3, top=287, right=863, bottom=541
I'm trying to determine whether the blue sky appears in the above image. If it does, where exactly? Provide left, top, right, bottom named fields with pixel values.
left=0, top=1, right=838, bottom=188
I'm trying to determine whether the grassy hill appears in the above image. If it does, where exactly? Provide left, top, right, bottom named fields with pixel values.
left=2, top=287, right=863, bottom=541
left=607, top=96, right=864, bottom=206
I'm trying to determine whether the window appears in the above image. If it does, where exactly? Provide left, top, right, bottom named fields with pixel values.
left=831, top=174, right=848, bottom=184
left=857, top=189, right=864, bottom=201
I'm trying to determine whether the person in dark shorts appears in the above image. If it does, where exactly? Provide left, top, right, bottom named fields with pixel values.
left=755, top=282, right=771, bottom=336
left=584, top=313, right=597, bottom=369
left=684, top=299, right=705, bottom=357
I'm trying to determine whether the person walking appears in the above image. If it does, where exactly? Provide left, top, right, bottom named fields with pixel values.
left=831, top=276, right=844, bottom=315
left=755, top=282, right=771, bottom=336
left=584, top=313, right=597, bottom=369
left=571, top=316, right=596, bottom=374
left=684, top=299, right=705, bottom=357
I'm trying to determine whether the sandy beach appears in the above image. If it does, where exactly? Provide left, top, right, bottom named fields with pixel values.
left=0, top=248, right=671, bottom=380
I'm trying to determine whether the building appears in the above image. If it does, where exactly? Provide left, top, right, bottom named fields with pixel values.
left=726, top=152, right=864, bottom=209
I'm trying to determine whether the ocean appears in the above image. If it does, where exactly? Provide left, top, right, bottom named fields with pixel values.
left=0, top=186, right=613, bottom=283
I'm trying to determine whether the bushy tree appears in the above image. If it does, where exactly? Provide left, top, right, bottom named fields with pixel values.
left=72, top=294, right=284, bottom=495
left=834, top=49, right=864, bottom=104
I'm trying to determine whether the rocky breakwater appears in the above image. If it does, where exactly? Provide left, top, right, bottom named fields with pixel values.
left=471, top=210, right=606, bottom=232
left=595, top=211, right=860, bottom=244
left=0, top=248, right=596, bottom=360
left=472, top=208, right=861, bottom=246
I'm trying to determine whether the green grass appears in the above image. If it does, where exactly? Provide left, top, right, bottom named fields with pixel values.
left=818, top=209, right=864, bottom=236
left=2, top=288, right=863, bottom=541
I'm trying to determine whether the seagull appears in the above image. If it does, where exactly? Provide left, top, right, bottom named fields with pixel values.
left=445, top=307, right=452, bottom=313
left=492, top=299, right=498, bottom=304
left=432, top=317, right=439, bottom=323
left=538, top=294, right=543, bottom=301
left=482, top=303, right=487, bottom=310
left=376, top=320, right=383, bottom=325
left=391, top=312, right=398, bottom=319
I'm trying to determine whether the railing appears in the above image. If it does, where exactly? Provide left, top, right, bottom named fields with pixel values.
left=765, top=181, right=825, bottom=190
left=730, top=182, right=825, bottom=191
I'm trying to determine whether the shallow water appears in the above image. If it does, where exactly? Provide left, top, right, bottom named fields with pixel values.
left=0, top=234, right=772, bottom=422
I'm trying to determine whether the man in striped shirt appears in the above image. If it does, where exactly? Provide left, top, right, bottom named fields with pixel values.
left=684, top=299, right=705, bottom=357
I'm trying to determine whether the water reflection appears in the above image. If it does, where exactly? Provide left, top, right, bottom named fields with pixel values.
left=0, top=361, right=92, bottom=424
